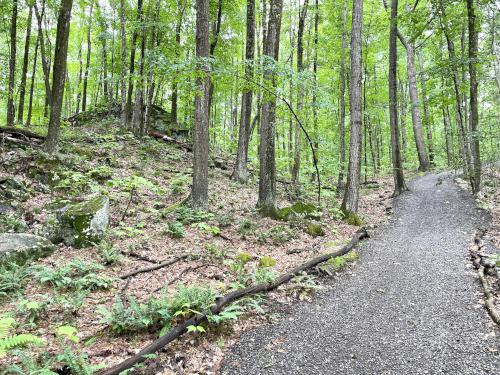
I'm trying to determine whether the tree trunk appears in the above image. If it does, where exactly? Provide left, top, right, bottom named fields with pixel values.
left=132, top=2, right=146, bottom=137
left=258, top=0, right=283, bottom=217
left=17, top=5, right=33, bottom=125
left=75, top=41, right=83, bottom=115
left=311, top=0, right=319, bottom=183
left=443, top=107, right=452, bottom=166
left=341, top=0, right=363, bottom=214
left=26, top=33, right=39, bottom=127
left=388, top=0, right=406, bottom=195
left=170, top=0, right=187, bottom=125
left=337, top=0, right=348, bottom=193
left=192, top=0, right=211, bottom=208
left=44, top=0, right=74, bottom=153
left=120, top=0, right=127, bottom=126
left=7, top=0, right=18, bottom=126
left=232, top=0, right=256, bottom=183
left=467, top=0, right=481, bottom=194
left=399, top=80, right=408, bottom=161
left=126, top=0, right=143, bottom=122
left=404, top=42, right=429, bottom=171
left=82, top=3, right=93, bottom=112
left=291, top=0, right=309, bottom=186
left=417, top=48, right=434, bottom=166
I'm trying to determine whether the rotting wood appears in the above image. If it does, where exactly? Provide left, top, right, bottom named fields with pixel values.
left=149, top=130, right=193, bottom=151
left=0, top=126, right=46, bottom=140
left=119, top=253, right=197, bottom=280
left=97, top=228, right=369, bottom=375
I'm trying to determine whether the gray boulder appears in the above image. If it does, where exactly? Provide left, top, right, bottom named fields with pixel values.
left=0, top=233, right=54, bottom=265
left=56, top=195, right=109, bottom=248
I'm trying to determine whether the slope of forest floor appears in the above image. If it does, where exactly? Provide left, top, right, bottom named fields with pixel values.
left=0, top=121, right=396, bottom=374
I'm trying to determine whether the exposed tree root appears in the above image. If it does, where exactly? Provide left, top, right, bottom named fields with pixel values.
left=0, top=126, right=46, bottom=140
left=119, top=253, right=197, bottom=280
left=97, top=228, right=369, bottom=375
left=471, top=231, right=500, bottom=326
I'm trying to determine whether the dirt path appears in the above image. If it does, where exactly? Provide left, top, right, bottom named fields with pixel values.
left=222, top=173, right=500, bottom=374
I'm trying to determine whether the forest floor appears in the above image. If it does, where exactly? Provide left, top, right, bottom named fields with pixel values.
left=222, top=172, right=500, bottom=374
left=0, top=121, right=397, bottom=374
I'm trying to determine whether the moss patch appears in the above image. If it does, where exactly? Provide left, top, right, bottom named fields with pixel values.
left=343, top=211, right=363, bottom=226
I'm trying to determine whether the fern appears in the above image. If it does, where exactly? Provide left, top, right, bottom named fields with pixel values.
left=0, top=317, right=44, bottom=358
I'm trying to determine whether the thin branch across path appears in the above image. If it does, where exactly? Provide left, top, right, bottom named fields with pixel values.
left=97, top=228, right=369, bottom=375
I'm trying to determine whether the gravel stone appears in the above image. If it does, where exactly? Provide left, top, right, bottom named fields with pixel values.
left=222, top=173, right=500, bottom=374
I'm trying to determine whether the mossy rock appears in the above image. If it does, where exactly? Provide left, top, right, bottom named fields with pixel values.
left=56, top=195, right=109, bottom=248
left=304, top=223, right=325, bottom=237
left=277, top=202, right=321, bottom=221
left=343, top=211, right=363, bottom=226
left=0, top=177, right=30, bottom=202
left=0, top=233, right=54, bottom=266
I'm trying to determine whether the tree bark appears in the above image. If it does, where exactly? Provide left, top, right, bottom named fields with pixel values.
left=170, top=0, right=187, bottom=125
left=82, top=3, right=93, bottom=112
left=119, top=0, right=127, bottom=126
left=191, top=0, right=211, bottom=208
left=258, top=0, right=283, bottom=217
left=467, top=0, right=481, bottom=194
left=341, top=0, right=363, bottom=214
left=75, top=40, right=83, bottom=115
left=388, top=0, right=406, bottom=195
left=232, top=0, right=256, bottom=183
left=44, top=0, right=74, bottom=153
left=17, top=4, right=33, bottom=125
left=337, top=0, right=348, bottom=193
left=417, top=48, right=434, bottom=166
left=132, top=1, right=146, bottom=137
left=26, top=33, right=39, bottom=127
left=291, top=0, right=309, bottom=186
left=7, top=0, right=18, bottom=126
left=126, top=0, right=143, bottom=122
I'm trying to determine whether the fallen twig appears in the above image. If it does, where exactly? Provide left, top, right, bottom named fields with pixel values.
left=97, top=229, right=368, bottom=375
left=119, top=253, right=197, bottom=280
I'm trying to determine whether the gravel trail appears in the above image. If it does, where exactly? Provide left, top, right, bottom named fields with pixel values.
left=222, top=173, right=499, bottom=374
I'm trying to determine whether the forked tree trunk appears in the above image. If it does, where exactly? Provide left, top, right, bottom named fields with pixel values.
left=232, top=0, right=256, bottom=183
left=341, top=0, right=363, bottom=214
left=191, top=0, right=211, bottom=208
left=258, top=0, right=283, bottom=218
left=26, top=34, right=39, bottom=127
left=44, top=0, right=74, bottom=153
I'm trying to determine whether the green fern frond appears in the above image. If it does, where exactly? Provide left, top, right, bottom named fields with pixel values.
left=0, top=317, right=15, bottom=340
left=0, top=334, right=44, bottom=357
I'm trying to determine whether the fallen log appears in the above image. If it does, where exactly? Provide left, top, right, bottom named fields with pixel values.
left=119, top=253, right=196, bottom=280
left=0, top=126, right=45, bottom=140
left=97, top=228, right=369, bottom=375
left=471, top=231, right=500, bottom=326
left=149, top=130, right=193, bottom=151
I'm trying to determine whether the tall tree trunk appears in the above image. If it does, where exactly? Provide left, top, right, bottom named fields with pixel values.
left=258, top=0, right=283, bottom=217
left=132, top=2, right=146, bottom=137
left=120, top=0, right=127, bottom=126
left=170, top=0, right=187, bottom=125
left=337, top=0, right=348, bottom=193
left=291, top=0, right=308, bottom=186
left=26, top=33, right=39, bottom=127
left=417, top=48, right=434, bottom=166
left=341, top=0, right=363, bottom=214
left=82, top=3, right=93, bottom=112
left=399, top=80, right=408, bottom=161
left=18, top=5, right=33, bottom=125
left=388, top=0, right=406, bottom=195
left=467, top=0, right=481, bottom=194
left=44, top=0, right=74, bottom=153
left=192, top=0, right=211, bottom=208
left=75, top=40, right=83, bottom=115
left=232, top=0, right=256, bottom=183
left=311, top=0, right=319, bottom=183
left=443, top=107, right=452, bottom=166
left=404, top=42, right=429, bottom=171
left=207, top=0, right=223, bottom=124
left=126, top=0, right=143, bottom=122
left=7, top=0, right=18, bottom=126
